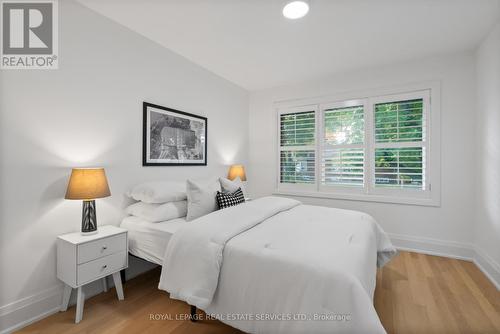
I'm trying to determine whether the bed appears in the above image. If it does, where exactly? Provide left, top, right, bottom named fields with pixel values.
left=120, top=216, right=186, bottom=265
left=155, top=196, right=397, bottom=333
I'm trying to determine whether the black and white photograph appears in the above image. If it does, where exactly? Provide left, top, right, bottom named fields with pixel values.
left=143, top=102, right=207, bottom=166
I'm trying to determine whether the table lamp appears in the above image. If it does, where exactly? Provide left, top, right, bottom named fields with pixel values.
left=228, top=164, right=247, bottom=181
left=65, top=168, right=111, bottom=235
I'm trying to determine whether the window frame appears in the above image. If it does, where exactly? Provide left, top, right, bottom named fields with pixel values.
left=319, top=99, right=367, bottom=195
left=274, top=82, right=441, bottom=207
left=277, top=105, right=319, bottom=193
left=368, top=91, right=431, bottom=199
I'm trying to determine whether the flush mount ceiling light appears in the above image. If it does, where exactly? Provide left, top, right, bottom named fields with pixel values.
left=283, top=1, right=310, bottom=19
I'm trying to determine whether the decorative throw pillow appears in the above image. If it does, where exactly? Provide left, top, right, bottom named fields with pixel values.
left=216, top=188, right=245, bottom=209
left=186, top=179, right=221, bottom=221
left=219, top=176, right=246, bottom=197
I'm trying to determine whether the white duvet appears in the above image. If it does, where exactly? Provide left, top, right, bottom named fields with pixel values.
left=159, top=196, right=397, bottom=333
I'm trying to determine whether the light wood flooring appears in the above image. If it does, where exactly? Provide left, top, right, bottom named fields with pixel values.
left=17, top=251, right=500, bottom=334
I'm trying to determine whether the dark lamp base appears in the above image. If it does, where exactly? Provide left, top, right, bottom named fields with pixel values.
left=82, top=200, right=98, bottom=235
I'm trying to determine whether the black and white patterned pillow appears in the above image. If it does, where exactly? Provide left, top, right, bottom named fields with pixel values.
left=216, top=188, right=245, bottom=209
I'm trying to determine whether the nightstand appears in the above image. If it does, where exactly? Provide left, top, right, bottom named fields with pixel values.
left=57, top=225, right=128, bottom=323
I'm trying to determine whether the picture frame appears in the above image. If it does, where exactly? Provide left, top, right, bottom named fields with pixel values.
left=143, top=102, right=207, bottom=166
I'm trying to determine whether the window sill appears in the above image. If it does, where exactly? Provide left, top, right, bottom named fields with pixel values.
left=273, top=190, right=440, bottom=207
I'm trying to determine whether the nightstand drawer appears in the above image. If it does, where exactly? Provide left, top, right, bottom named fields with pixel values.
left=77, top=233, right=126, bottom=264
left=77, top=251, right=127, bottom=285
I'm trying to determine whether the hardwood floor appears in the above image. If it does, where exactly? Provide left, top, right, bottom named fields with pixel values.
left=375, top=252, right=500, bottom=334
left=17, top=251, right=500, bottom=334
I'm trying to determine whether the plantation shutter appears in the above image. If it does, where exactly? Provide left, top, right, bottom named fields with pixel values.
left=276, top=90, right=434, bottom=204
left=374, top=98, right=426, bottom=189
left=279, top=110, right=316, bottom=184
left=321, top=105, right=364, bottom=187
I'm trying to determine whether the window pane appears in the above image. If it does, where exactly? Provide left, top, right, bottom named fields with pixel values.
left=375, top=147, right=424, bottom=189
left=280, top=111, right=315, bottom=146
left=322, top=148, right=364, bottom=187
left=375, top=99, right=423, bottom=143
left=324, top=105, right=364, bottom=145
left=280, top=150, right=315, bottom=184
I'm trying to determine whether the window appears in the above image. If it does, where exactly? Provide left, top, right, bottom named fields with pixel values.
left=374, top=98, right=425, bottom=190
left=277, top=87, right=439, bottom=206
left=279, top=107, right=316, bottom=186
left=321, top=103, right=365, bottom=187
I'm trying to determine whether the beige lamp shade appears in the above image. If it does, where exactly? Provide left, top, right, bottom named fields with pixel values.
left=228, top=164, right=247, bottom=181
left=65, top=168, right=111, bottom=200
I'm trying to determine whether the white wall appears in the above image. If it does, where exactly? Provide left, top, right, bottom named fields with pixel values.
left=0, top=1, right=248, bottom=331
left=248, top=53, right=477, bottom=253
left=475, top=23, right=500, bottom=284
left=0, top=1, right=498, bottom=332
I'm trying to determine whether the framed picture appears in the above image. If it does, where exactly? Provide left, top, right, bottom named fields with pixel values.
left=143, top=102, right=207, bottom=166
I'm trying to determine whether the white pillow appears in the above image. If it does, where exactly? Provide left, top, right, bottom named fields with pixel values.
left=127, top=181, right=187, bottom=203
left=186, top=179, right=220, bottom=221
left=126, top=201, right=187, bottom=223
left=219, top=176, right=246, bottom=197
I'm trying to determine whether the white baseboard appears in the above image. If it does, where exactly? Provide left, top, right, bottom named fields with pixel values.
left=390, top=233, right=500, bottom=290
left=0, top=255, right=157, bottom=334
left=388, top=233, right=475, bottom=260
left=0, top=306, right=61, bottom=334
left=0, top=285, right=63, bottom=334
left=473, top=247, right=500, bottom=290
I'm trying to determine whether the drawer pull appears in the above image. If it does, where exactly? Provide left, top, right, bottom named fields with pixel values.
left=102, top=265, right=107, bottom=269
left=102, top=246, right=107, bottom=250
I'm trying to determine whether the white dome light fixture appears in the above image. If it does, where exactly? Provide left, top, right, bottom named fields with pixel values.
left=283, top=1, right=310, bottom=19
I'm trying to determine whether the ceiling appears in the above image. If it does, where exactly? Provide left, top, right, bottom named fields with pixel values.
left=78, top=0, right=500, bottom=91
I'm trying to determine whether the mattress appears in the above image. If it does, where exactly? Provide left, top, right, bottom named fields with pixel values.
left=120, top=216, right=187, bottom=265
